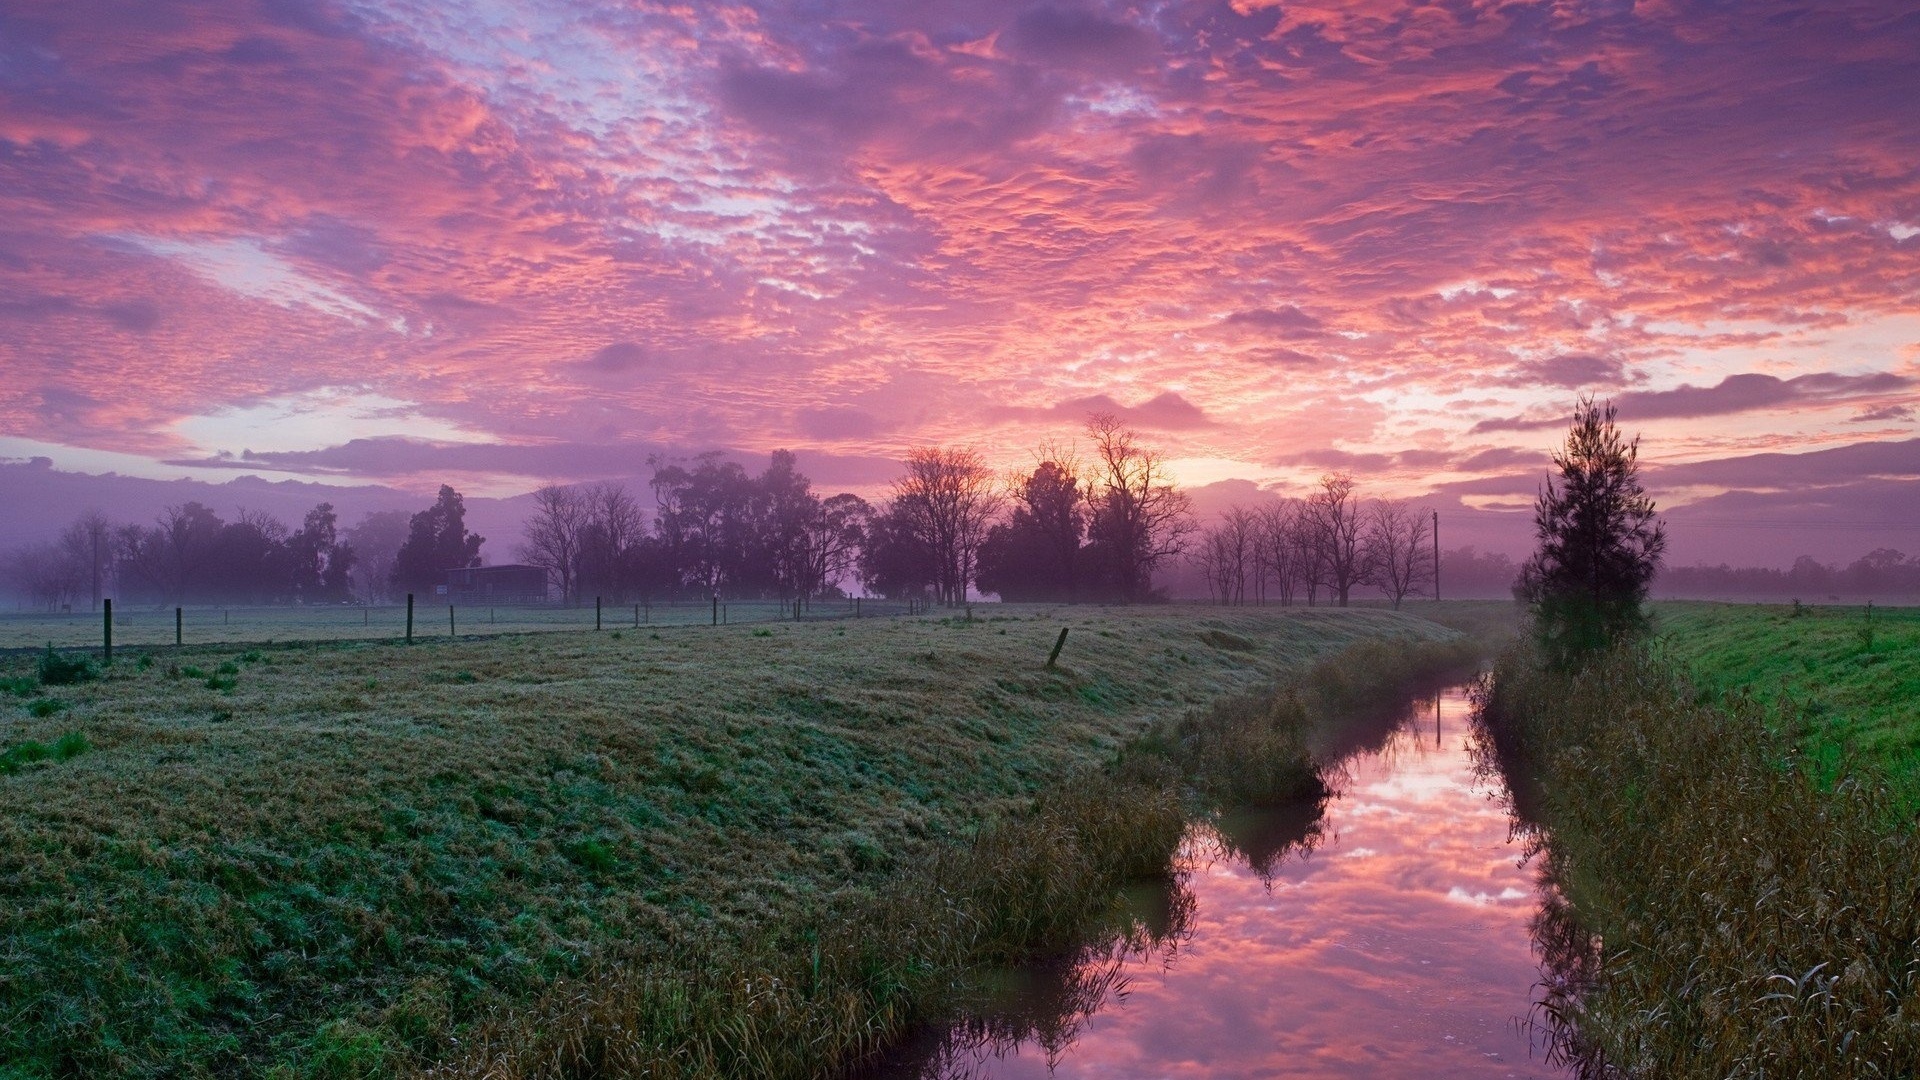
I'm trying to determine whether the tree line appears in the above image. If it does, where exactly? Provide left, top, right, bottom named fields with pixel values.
left=514, top=415, right=1199, bottom=606
left=1, top=485, right=487, bottom=608
left=1182, top=474, right=1439, bottom=609
left=1657, top=548, right=1920, bottom=600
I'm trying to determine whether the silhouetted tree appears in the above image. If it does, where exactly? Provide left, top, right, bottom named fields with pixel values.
left=1517, top=396, right=1666, bottom=664
left=58, top=511, right=115, bottom=611
left=346, top=510, right=410, bottom=602
left=793, top=492, right=869, bottom=603
left=650, top=452, right=754, bottom=596
left=1190, top=508, right=1256, bottom=604
left=889, top=447, right=1002, bottom=605
left=578, top=482, right=646, bottom=602
left=391, top=486, right=484, bottom=594
left=1256, top=501, right=1308, bottom=605
left=1304, top=472, right=1367, bottom=606
left=1364, top=498, right=1432, bottom=609
left=1083, top=414, right=1193, bottom=602
left=977, top=456, right=1085, bottom=602
left=519, top=484, right=590, bottom=603
left=860, top=499, right=937, bottom=600
left=288, top=503, right=354, bottom=603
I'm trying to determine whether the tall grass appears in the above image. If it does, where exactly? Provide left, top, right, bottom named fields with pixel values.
left=1476, top=643, right=1920, bottom=1078
left=415, top=757, right=1193, bottom=1080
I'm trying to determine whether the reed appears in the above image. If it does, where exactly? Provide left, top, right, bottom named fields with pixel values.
left=1476, top=643, right=1920, bottom=1078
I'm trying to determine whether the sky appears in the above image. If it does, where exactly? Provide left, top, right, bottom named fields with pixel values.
left=2, top=0, right=1918, bottom=565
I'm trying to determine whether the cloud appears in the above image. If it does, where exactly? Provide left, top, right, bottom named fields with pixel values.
left=999, top=6, right=1157, bottom=75
left=991, top=391, right=1216, bottom=431
left=1500, top=353, right=1628, bottom=389
left=1223, top=306, right=1326, bottom=339
left=1473, top=373, right=1915, bottom=432
left=1850, top=404, right=1914, bottom=423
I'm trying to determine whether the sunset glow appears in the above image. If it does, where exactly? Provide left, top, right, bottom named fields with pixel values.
left=3, top=0, right=1917, bottom=561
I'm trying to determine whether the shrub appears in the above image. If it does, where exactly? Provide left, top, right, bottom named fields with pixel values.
left=0, top=731, right=88, bottom=774
left=36, top=646, right=97, bottom=686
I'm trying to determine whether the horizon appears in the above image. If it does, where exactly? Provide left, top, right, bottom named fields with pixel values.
left=3, top=1, right=1918, bottom=569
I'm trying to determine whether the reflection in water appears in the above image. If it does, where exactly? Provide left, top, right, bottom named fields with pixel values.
left=902, top=687, right=1570, bottom=1079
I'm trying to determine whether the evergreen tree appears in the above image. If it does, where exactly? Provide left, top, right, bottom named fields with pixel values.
left=391, top=485, right=484, bottom=594
left=1518, top=396, right=1666, bottom=665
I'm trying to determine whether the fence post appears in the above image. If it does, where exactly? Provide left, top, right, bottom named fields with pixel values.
left=406, top=593, right=414, bottom=643
left=103, top=598, right=112, bottom=662
left=712, top=596, right=718, bottom=626
left=596, top=596, right=602, bottom=631
left=644, top=600, right=650, bottom=625
left=449, top=605, right=456, bottom=638
left=1046, top=627, right=1069, bottom=669
left=176, top=606, right=183, bottom=647
left=855, top=597, right=861, bottom=618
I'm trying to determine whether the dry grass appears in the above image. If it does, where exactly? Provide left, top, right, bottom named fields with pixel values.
left=1477, top=643, right=1920, bottom=1078
left=0, top=604, right=1457, bottom=1078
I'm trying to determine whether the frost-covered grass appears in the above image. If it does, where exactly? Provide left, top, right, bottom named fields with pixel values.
left=0, top=605, right=1458, bottom=1078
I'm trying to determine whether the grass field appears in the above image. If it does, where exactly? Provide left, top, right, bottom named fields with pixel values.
left=0, top=603, right=1462, bottom=1078
left=0, top=598, right=909, bottom=653
left=1653, top=601, right=1920, bottom=784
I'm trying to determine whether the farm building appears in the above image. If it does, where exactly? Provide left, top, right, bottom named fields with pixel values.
left=442, top=564, right=549, bottom=604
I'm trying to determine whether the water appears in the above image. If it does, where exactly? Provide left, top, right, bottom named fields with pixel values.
left=897, top=686, right=1569, bottom=1079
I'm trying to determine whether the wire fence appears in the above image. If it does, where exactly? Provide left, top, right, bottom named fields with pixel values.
left=0, top=595, right=928, bottom=654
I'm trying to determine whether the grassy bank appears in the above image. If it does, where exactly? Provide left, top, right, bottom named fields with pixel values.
left=0, top=605, right=1458, bottom=1078
left=1653, top=601, right=1920, bottom=785
left=1478, top=643, right=1920, bottom=1077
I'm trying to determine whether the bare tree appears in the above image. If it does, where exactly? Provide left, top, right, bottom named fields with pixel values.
left=578, top=482, right=645, bottom=600
left=1365, top=498, right=1433, bottom=609
left=58, top=511, right=115, bottom=611
left=1304, top=473, right=1368, bottom=607
left=1256, top=501, right=1308, bottom=606
left=796, top=493, right=870, bottom=604
left=893, top=446, right=1003, bottom=606
left=518, top=484, right=589, bottom=603
left=1084, top=413, right=1195, bottom=602
left=1191, top=512, right=1255, bottom=605
left=6, top=542, right=81, bottom=610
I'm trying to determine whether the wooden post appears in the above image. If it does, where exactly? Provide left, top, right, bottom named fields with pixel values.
left=103, top=598, right=112, bottom=662
left=595, top=596, right=602, bottom=631
left=855, top=597, right=861, bottom=618
left=722, top=604, right=728, bottom=625
left=644, top=600, right=650, bottom=625
left=449, top=605, right=456, bottom=637
left=1432, top=509, right=1441, bottom=602
left=175, top=606, right=183, bottom=646
left=712, top=596, right=718, bottom=626
left=406, top=593, right=414, bottom=643
left=634, top=603, right=640, bottom=628
left=364, top=606, right=369, bottom=627
left=1046, top=627, right=1069, bottom=670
